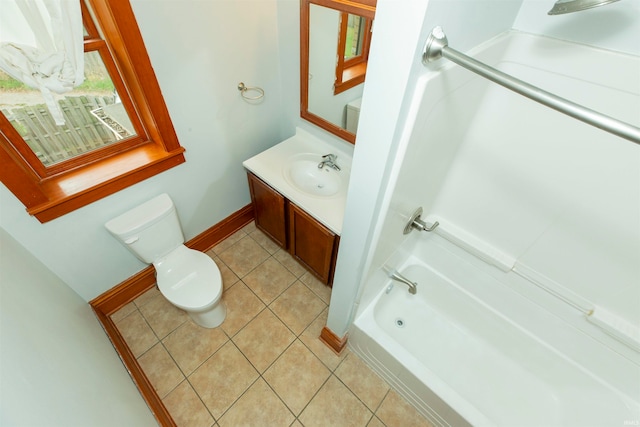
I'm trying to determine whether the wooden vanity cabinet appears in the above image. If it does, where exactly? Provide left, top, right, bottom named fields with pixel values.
left=247, top=172, right=338, bottom=286
left=288, top=203, right=339, bottom=286
left=247, top=172, right=287, bottom=248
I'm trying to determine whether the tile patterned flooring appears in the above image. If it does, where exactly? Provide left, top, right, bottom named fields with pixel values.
left=111, top=222, right=432, bottom=427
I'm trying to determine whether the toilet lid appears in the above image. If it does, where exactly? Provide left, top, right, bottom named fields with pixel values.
left=155, top=247, right=222, bottom=310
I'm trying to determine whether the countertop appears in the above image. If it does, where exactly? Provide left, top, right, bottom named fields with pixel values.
left=242, top=128, right=352, bottom=235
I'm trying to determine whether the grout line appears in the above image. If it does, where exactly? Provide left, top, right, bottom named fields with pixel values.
left=211, top=340, right=273, bottom=423
left=331, top=362, right=381, bottom=416
left=181, top=337, right=234, bottom=424
left=240, top=257, right=298, bottom=307
left=123, top=225, right=395, bottom=426
left=258, top=361, right=301, bottom=421
left=130, top=308, right=160, bottom=359
left=182, top=376, right=218, bottom=425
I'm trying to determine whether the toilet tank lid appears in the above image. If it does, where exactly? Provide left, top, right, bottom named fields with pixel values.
left=105, top=193, right=174, bottom=237
left=347, top=97, right=362, bottom=109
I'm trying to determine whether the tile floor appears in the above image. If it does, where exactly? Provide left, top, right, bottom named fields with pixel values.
left=111, top=222, right=432, bottom=427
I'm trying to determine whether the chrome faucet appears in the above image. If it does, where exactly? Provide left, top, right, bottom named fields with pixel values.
left=388, top=270, right=417, bottom=294
left=318, top=153, right=340, bottom=171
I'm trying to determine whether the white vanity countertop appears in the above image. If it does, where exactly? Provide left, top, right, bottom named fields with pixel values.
left=242, top=128, right=352, bottom=235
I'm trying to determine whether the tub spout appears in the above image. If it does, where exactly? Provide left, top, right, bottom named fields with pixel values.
left=389, top=270, right=417, bottom=295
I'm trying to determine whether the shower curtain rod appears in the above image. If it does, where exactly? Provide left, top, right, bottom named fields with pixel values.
left=422, top=27, right=640, bottom=145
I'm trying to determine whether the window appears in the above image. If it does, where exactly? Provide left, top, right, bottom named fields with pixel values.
left=333, top=12, right=372, bottom=95
left=0, top=0, right=185, bottom=223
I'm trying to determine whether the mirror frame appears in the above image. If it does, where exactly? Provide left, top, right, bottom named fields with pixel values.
left=300, top=0, right=376, bottom=144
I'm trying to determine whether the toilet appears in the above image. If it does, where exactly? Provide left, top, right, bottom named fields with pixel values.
left=105, top=193, right=226, bottom=328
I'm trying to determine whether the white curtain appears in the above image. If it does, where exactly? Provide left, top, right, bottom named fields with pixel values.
left=0, top=0, right=84, bottom=125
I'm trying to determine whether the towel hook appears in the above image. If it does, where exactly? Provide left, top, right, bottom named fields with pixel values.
left=238, top=82, right=264, bottom=101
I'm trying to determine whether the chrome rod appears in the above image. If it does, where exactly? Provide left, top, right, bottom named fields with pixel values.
left=422, top=27, right=640, bottom=145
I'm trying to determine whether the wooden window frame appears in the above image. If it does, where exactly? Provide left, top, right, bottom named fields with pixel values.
left=0, top=0, right=185, bottom=223
left=333, top=12, right=372, bottom=95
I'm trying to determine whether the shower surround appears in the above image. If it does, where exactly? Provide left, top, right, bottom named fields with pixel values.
left=348, top=30, right=640, bottom=426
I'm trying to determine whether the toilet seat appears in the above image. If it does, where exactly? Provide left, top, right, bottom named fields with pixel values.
left=153, top=245, right=222, bottom=310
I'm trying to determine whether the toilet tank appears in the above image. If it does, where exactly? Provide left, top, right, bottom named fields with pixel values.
left=105, top=193, right=184, bottom=264
left=345, top=97, right=362, bottom=134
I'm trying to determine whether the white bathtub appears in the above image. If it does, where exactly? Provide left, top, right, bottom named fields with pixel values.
left=349, top=235, right=640, bottom=426
left=348, top=30, right=640, bottom=427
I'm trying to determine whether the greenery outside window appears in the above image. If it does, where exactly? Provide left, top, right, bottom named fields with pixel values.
left=0, top=0, right=185, bottom=223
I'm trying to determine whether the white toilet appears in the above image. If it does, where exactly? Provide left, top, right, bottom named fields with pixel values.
left=105, top=193, right=226, bottom=328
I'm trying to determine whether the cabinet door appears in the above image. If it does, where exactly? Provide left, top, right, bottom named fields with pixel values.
left=247, top=173, right=287, bottom=248
left=288, top=202, right=338, bottom=286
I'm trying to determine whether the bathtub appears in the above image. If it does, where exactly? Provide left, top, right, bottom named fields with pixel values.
left=348, top=30, right=640, bottom=427
left=349, top=235, right=640, bottom=426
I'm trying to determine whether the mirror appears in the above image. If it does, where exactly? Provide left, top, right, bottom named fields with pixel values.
left=301, top=0, right=376, bottom=144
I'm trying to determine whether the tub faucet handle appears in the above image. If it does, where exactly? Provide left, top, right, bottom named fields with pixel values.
left=404, top=207, right=439, bottom=235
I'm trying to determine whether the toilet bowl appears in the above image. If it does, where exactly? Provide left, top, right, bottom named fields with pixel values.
left=154, top=245, right=226, bottom=328
left=105, top=193, right=226, bottom=328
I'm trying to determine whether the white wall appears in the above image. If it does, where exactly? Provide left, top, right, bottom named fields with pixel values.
left=330, top=0, right=640, bottom=336
left=2, top=0, right=635, bottom=346
left=0, top=3, right=300, bottom=423
left=328, top=0, right=522, bottom=337
left=325, top=0, right=428, bottom=336
left=277, top=0, right=303, bottom=133
left=515, top=0, right=640, bottom=55
left=428, top=34, right=639, bottom=320
left=0, top=228, right=156, bottom=426
left=0, top=0, right=295, bottom=301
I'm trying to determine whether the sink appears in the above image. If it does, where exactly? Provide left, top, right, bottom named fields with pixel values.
left=284, top=153, right=345, bottom=197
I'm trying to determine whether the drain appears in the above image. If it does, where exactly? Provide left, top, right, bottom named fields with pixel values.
left=395, top=318, right=405, bottom=328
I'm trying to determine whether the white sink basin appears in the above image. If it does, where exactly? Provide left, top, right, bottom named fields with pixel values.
left=284, top=153, right=345, bottom=197
left=243, top=128, right=353, bottom=234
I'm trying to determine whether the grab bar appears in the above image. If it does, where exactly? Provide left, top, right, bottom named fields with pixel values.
left=422, top=27, right=640, bottom=145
